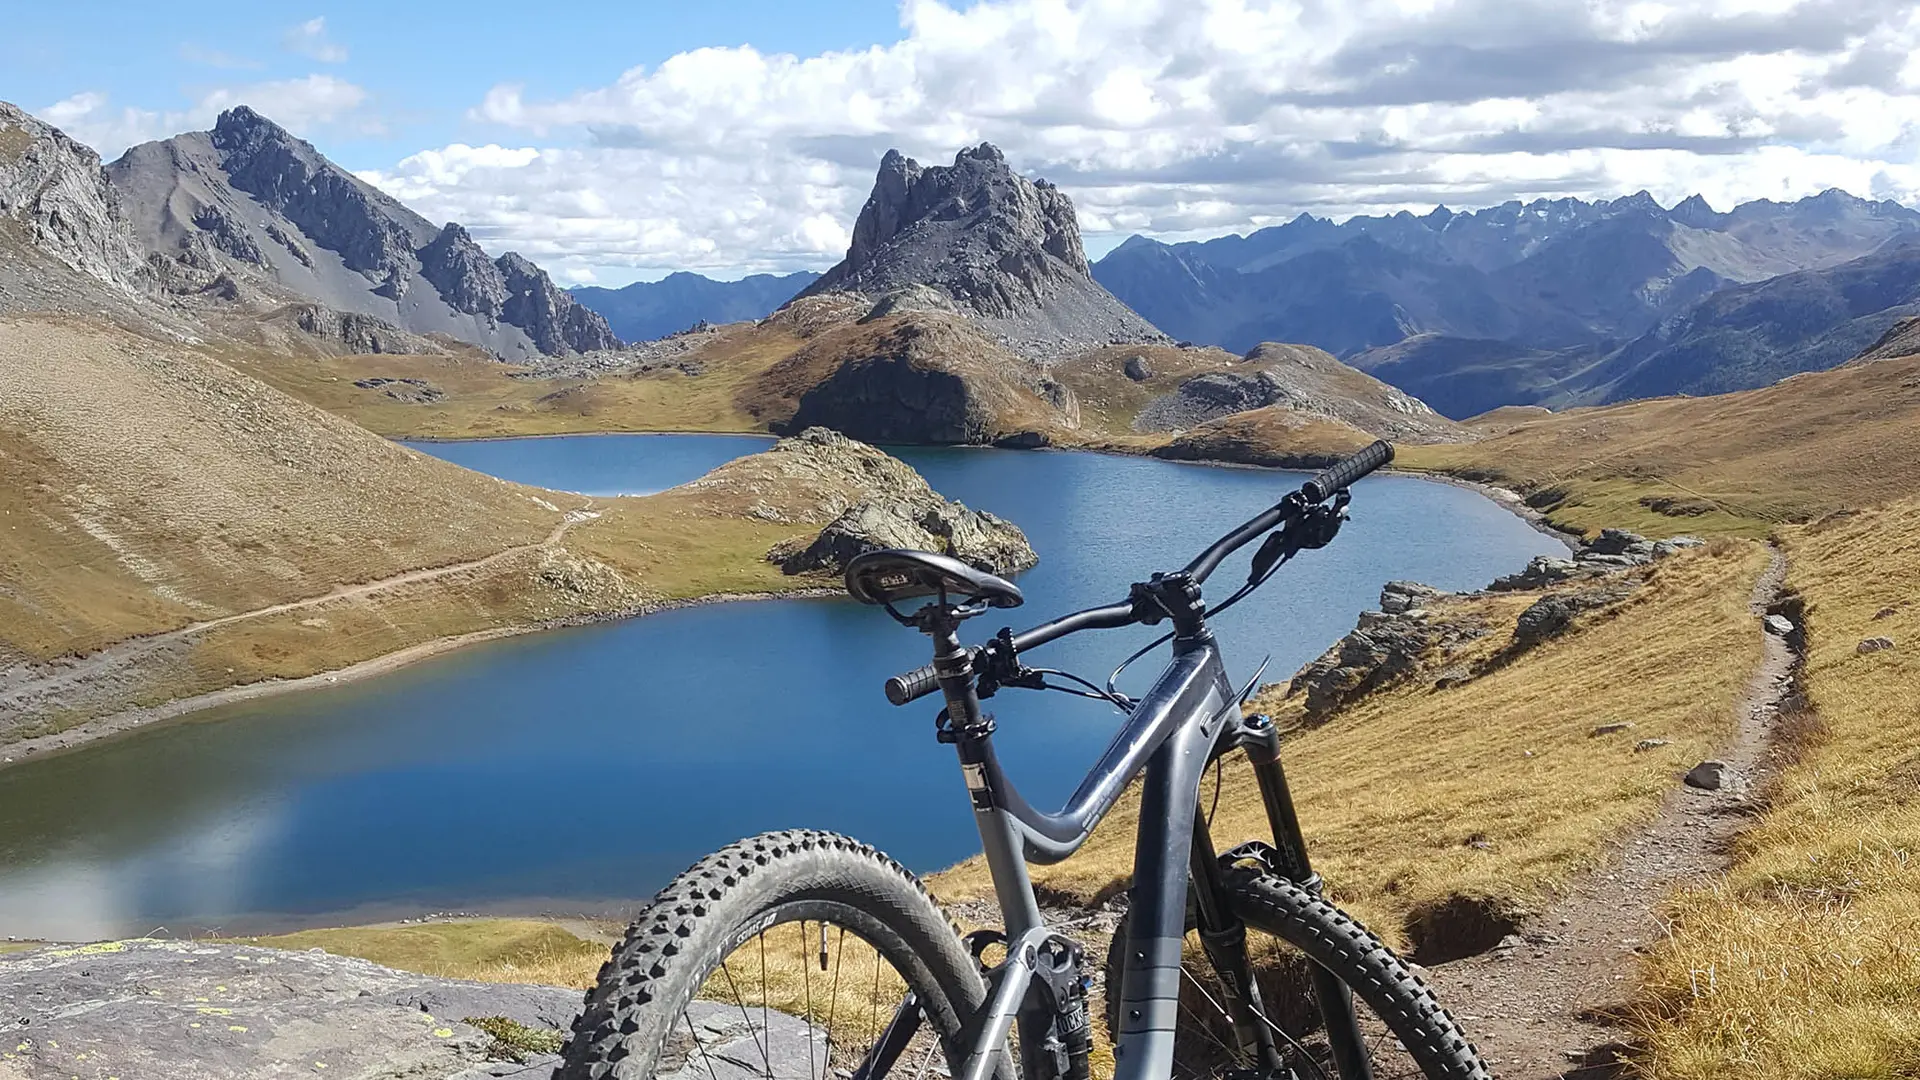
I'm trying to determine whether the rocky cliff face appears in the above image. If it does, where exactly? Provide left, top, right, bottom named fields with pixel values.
left=105, top=105, right=620, bottom=359
left=497, top=251, right=620, bottom=354
left=0, top=102, right=147, bottom=290
left=799, top=144, right=1165, bottom=361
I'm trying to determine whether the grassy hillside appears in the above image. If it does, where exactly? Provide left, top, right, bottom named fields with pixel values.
left=0, top=316, right=566, bottom=658
left=0, top=322, right=971, bottom=740
left=1402, top=351, right=1920, bottom=537
left=1634, top=500, right=1920, bottom=1078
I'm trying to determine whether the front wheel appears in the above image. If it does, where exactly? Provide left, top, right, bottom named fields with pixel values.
left=1104, top=863, right=1488, bottom=1080
left=558, top=830, right=992, bottom=1080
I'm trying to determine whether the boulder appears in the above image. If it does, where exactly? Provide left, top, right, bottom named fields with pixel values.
left=1380, top=581, right=1450, bottom=615
left=1488, top=555, right=1581, bottom=592
left=0, top=939, right=583, bottom=1080
left=1765, top=614, right=1795, bottom=636
left=1123, top=354, right=1152, bottom=381
left=1858, top=636, right=1896, bottom=655
left=1684, top=760, right=1742, bottom=791
left=1511, top=582, right=1638, bottom=650
left=1634, top=738, right=1671, bottom=752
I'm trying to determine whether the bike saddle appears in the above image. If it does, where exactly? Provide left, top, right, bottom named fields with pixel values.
left=845, top=549, right=1024, bottom=610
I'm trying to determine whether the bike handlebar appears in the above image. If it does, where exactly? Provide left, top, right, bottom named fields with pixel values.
left=883, top=440, right=1395, bottom=706
left=1303, top=439, right=1395, bottom=504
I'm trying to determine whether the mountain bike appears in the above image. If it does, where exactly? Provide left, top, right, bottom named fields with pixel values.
left=558, top=440, right=1488, bottom=1080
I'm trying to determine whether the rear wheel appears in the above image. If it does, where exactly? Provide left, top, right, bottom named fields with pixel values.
left=559, top=830, right=992, bottom=1080
left=1103, top=863, right=1488, bottom=1080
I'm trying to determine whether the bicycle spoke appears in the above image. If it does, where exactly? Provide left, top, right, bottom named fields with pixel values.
left=800, top=922, right=817, bottom=1080
left=719, top=958, right=776, bottom=1077
left=826, top=927, right=845, bottom=1070
left=682, top=1006, right=724, bottom=1080
left=760, top=932, right=773, bottom=1078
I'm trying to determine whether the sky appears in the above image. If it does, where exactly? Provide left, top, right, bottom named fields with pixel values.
left=11, top=0, right=1920, bottom=287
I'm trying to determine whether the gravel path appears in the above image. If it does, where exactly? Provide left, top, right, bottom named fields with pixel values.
left=1422, top=547, right=1795, bottom=1078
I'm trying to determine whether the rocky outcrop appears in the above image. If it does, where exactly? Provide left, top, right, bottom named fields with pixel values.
left=420, top=222, right=509, bottom=318
left=497, top=252, right=621, bottom=355
left=1511, top=582, right=1637, bottom=650
left=1285, top=583, right=1492, bottom=724
left=0, top=102, right=147, bottom=290
left=765, top=429, right=1036, bottom=576
left=290, top=304, right=445, bottom=354
left=0, top=939, right=583, bottom=1080
left=1135, top=343, right=1459, bottom=442
left=0, top=938, right=833, bottom=1080
left=105, top=104, right=621, bottom=359
left=798, top=144, right=1166, bottom=361
left=766, top=313, right=1077, bottom=445
left=1488, top=529, right=1700, bottom=590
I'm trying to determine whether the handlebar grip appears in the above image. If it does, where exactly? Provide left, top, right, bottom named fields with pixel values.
left=1302, top=440, right=1395, bottom=503
left=884, top=663, right=944, bottom=706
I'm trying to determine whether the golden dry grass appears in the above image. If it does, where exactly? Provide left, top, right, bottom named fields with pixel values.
left=216, top=319, right=810, bottom=440
left=0, top=341, right=940, bottom=737
left=931, top=544, right=1769, bottom=952
left=235, top=918, right=611, bottom=989
left=1631, top=498, right=1920, bottom=1079
left=1401, top=352, right=1920, bottom=538
left=0, top=316, right=568, bottom=659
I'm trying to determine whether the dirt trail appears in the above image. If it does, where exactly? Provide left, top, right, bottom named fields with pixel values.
left=0, top=504, right=598, bottom=720
left=1422, top=547, right=1795, bottom=1079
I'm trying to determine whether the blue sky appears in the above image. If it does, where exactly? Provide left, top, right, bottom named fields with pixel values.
left=6, top=0, right=903, bottom=172
left=12, top=1, right=1920, bottom=286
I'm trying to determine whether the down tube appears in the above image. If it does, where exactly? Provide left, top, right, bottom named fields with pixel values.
left=1110, top=641, right=1234, bottom=1080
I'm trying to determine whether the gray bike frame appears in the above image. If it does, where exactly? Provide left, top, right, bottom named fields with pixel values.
left=925, top=603, right=1371, bottom=1080
left=957, top=633, right=1231, bottom=1080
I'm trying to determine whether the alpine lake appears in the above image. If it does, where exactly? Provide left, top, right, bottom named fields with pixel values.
left=0, top=436, right=1565, bottom=940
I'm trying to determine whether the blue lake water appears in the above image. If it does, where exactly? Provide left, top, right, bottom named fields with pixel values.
left=0, top=438, right=1564, bottom=940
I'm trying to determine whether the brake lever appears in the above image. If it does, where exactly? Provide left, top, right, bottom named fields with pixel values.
left=1246, top=491, right=1352, bottom=584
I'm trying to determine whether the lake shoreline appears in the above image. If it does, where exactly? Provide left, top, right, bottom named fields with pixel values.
left=0, top=587, right=839, bottom=774
left=0, top=440, right=1563, bottom=772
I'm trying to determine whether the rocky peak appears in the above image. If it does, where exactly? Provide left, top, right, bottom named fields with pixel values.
left=497, top=251, right=620, bottom=354
left=419, top=222, right=507, bottom=318
left=103, top=103, right=622, bottom=357
left=1669, top=193, right=1720, bottom=228
left=800, top=143, right=1165, bottom=361
left=0, top=101, right=147, bottom=289
left=209, top=106, right=424, bottom=281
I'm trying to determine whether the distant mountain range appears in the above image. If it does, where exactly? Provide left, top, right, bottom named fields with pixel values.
left=1093, top=191, right=1920, bottom=416
left=569, top=270, right=819, bottom=341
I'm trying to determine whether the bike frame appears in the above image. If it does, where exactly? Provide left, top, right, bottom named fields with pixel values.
left=921, top=602, right=1376, bottom=1080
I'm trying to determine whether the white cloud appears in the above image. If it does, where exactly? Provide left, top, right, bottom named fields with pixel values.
left=39, top=76, right=374, bottom=159
left=284, top=16, right=348, bottom=63
left=365, top=0, right=1920, bottom=275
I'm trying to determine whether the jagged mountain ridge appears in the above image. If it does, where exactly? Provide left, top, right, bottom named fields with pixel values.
left=0, top=102, right=148, bottom=293
left=1096, top=189, right=1920, bottom=416
left=571, top=270, right=821, bottom=341
left=797, top=144, right=1166, bottom=361
left=105, top=106, right=617, bottom=359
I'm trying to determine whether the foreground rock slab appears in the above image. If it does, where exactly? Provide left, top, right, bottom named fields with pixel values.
left=0, top=939, right=582, bottom=1080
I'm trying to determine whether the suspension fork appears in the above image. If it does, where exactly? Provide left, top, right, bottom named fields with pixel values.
left=1188, top=816, right=1285, bottom=1072
left=1241, top=713, right=1374, bottom=1080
